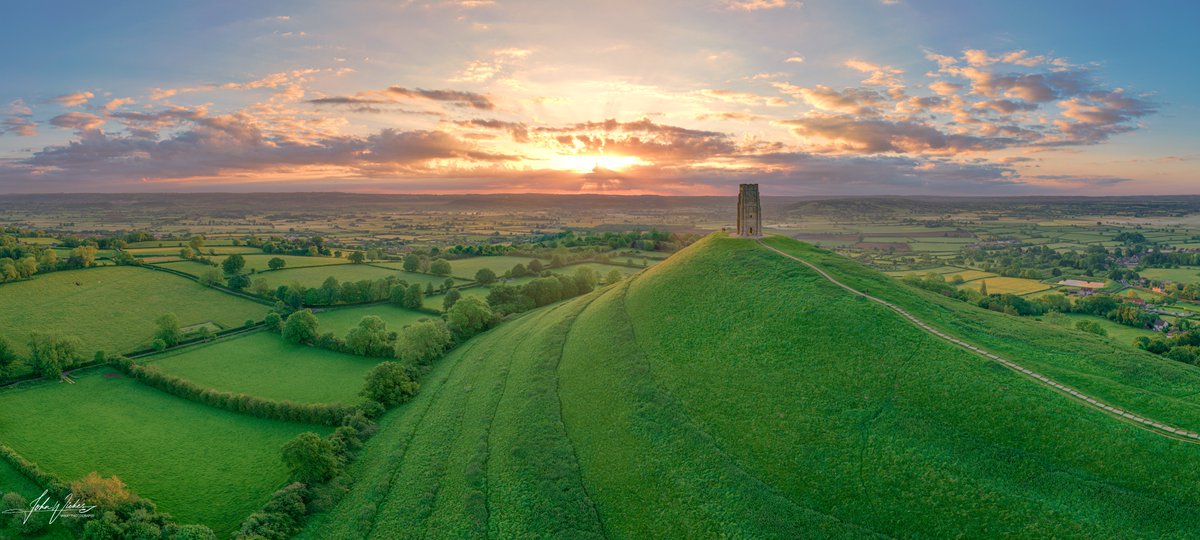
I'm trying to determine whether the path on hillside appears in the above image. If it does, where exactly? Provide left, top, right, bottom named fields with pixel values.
left=758, top=239, right=1200, bottom=444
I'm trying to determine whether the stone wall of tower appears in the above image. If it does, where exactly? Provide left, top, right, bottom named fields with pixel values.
left=736, top=183, right=761, bottom=237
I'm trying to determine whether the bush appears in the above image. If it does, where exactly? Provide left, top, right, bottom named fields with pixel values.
left=28, top=332, right=83, bottom=379
left=282, top=433, right=340, bottom=484
left=233, top=482, right=310, bottom=540
left=361, top=362, right=420, bottom=407
left=283, top=309, right=320, bottom=344
left=1075, top=320, right=1108, bottom=337
left=264, top=312, right=284, bottom=333
left=395, top=320, right=452, bottom=366
left=446, top=297, right=495, bottom=340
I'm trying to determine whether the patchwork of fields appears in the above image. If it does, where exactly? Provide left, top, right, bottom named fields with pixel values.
left=0, top=266, right=267, bottom=357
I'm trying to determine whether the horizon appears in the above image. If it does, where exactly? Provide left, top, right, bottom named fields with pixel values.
left=1, top=1, right=1197, bottom=196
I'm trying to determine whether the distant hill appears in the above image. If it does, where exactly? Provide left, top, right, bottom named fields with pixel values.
left=301, top=233, right=1200, bottom=538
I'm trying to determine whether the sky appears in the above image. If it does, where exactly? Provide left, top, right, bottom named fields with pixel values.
left=0, top=0, right=1197, bottom=196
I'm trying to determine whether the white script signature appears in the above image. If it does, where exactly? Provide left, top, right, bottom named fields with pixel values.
left=2, top=490, right=96, bottom=524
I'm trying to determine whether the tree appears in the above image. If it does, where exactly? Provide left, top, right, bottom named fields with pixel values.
left=424, top=282, right=435, bottom=296
left=282, top=310, right=320, bottom=344
left=38, top=249, right=58, bottom=271
left=1075, top=320, right=1108, bottom=336
left=264, top=312, right=284, bottom=333
left=188, top=235, right=205, bottom=252
left=510, top=263, right=529, bottom=278
left=446, top=297, right=494, bottom=340
left=361, top=361, right=419, bottom=407
left=71, top=245, right=98, bottom=267
left=606, top=269, right=622, bottom=285
left=474, top=267, right=497, bottom=284
left=442, top=278, right=455, bottom=293
left=71, top=472, right=138, bottom=510
left=252, top=278, right=271, bottom=296
left=281, top=432, right=339, bottom=483
left=154, top=313, right=182, bottom=346
left=430, top=258, right=452, bottom=276
left=222, top=254, right=246, bottom=275
left=402, top=253, right=421, bottom=272
left=199, top=268, right=223, bottom=286
left=226, top=273, right=250, bottom=291
left=442, top=289, right=462, bottom=311
left=28, top=332, right=83, bottom=379
left=395, top=320, right=452, bottom=365
left=267, top=257, right=287, bottom=270
left=180, top=247, right=195, bottom=259
left=17, top=257, right=37, bottom=278
left=346, top=316, right=392, bottom=357
left=979, top=280, right=989, bottom=296
left=348, top=251, right=366, bottom=264
left=403, top=283, right=424, bottom=309
left=0, top=336, right=18, bottom=377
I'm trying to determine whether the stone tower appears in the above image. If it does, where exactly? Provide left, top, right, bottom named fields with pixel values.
left=736, top=183, right=762, bottom=237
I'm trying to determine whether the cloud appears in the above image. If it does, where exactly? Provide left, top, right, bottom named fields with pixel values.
left=104, top=98, right=135, bottom=111
left=723, top=0, right=794, bottom=11
left=49, top=112, right=106, bottom=131
left=775, top=83, right=886, bottom=115
left=784, top=114, right=1008, bottom=154
left=699, top=89, right=789, bottom=107
left=309, top=86, right=494, bottom=110
left=844, top=59, right=904, bottom=88
left=50, top=91, right=94, bottom=107
left=1, top=116, right=37, bottom=137
left=785, top=56, right=805, bottom=63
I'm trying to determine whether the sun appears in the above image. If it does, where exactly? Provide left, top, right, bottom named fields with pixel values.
left=546, top=154, right=646, bottom=173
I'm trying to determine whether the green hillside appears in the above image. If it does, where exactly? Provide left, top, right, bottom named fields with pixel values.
left=301, top=233, right=1200, bottom=538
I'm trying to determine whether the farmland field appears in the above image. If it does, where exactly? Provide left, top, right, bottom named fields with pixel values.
left=436, top=255, right=550, bottom=280
left=147, top=331, right=378, bottom=404
left=957, top=276, right=1052, bottom=295
left=1142, top=267, right=1200, bottom=284
left=253, top=264, right=452, bottom=290
left=0, top=368, right=324, bottom=535
left=315, top=304, right=434, bottom=336
left=0, top=266, right=267, bottom=357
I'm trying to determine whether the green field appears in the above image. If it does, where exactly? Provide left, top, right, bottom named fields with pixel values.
left=301, top=234, right=1200, bottom=537
left=315, top=304, right=435, bottom=336
left=1142, top=267, right=1200, bottom=284
left=147, top=332, right=378, bottom=404
left=0, top=368, right=323, bottom=536
left=1049, top=313, right=1160, bottom=347
left=0, top=266, right=267, bottom=357
left=156, top=254, right=349, bottom=277
left=254, top=265, right=450, bottom=290
left=126, top=246, right=261, bottom=257
left=434, top=256, right=549, bottom=280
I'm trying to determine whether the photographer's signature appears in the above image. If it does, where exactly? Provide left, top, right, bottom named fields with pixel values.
left=2, top=490, right=96, bottom=524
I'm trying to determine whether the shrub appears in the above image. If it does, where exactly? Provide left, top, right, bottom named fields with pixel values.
left=395, top=320, right=452, bottom=366
left=446, top=297, right=495, bottom=340
left=282, top=433, right=340, bottom=484
left=361, top=361, right=419, bottom=407
left=264, top=312, right=284, bottom=333
left=283, top=309, right=320, bottom=344
left=1075, top=320, right=1108, bottom=336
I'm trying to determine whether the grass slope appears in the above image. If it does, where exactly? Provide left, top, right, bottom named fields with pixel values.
left=0, top=368, right=325, bottom=535
left=147, top=331, right=377, bottom=404
left=0, top=266, right=266, bottom=357
left=301, top=233, right=1200, bottom=538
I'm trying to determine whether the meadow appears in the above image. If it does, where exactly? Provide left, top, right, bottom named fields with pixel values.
left=1142, top=267, right=1200, bottom=284
left=0, top=266, right=266, bottom=357
left=146, top=331, right=378, bottom=404
left=314, top=304, right=434, bottom=337
left=432, top=255, right=549, bottom=280
left=0, top=368, right=324, bottom=536
left=253, top=264, right=453, bottom=290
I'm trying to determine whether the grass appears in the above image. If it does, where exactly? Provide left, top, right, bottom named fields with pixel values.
left=254, top=265, right=447, bottom=290
left=1142, top=267, right=1200, bottom=284
left=156, top=254, right=349, bottom=277
left=146, top=332, right=378, bottom=404
left=0, top=266, right=266, bottom=358
left=0, top=368, right=324, bottom=536
left=302, top=233, right=1200, bottom=538
left=315, top=304, right=434, bottom=336
left=431, top=256, right=549, bottom=280
left=1046, top=313, right=1159, bottom=348
left=957, top=276, right=1052, bottom=295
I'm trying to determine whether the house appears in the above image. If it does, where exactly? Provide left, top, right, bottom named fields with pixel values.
left=1152, top=320, right=1171, bottom=332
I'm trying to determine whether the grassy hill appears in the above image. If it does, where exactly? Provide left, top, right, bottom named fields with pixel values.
left=301, top=233, right=1200, bottom=538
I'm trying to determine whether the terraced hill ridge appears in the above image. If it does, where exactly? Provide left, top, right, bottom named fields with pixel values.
left=302, top=233, right=1200, bottom=539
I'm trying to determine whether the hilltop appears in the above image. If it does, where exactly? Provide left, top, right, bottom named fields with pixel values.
left=301, top=233, right=1200, bottom=538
